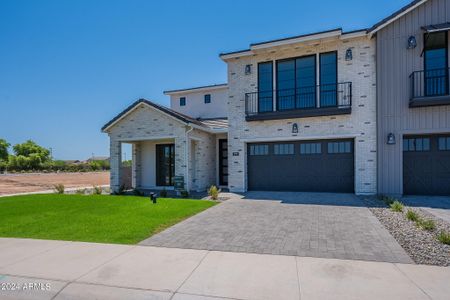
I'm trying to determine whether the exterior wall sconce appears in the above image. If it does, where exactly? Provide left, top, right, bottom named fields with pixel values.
left=292, top=123, right=299, bottom=134
left=345, top=48, right=353, bottom=61
left=407, top=36, right=417, bottom=49
left=245, top=64, right=252, bottom=75
left=387, top=133, right=396, bottom=145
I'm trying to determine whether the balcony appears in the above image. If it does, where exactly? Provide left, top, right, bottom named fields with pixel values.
left=409, top=68, right=450, bottom=108
left=244, top=82, right=352, bottom=121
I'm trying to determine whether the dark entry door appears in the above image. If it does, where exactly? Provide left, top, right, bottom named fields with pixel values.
left=219, top=139, right=228, bottom=186
left=156, top=144, right=175, bottom=186
left=247, top=139, right=354, bottom=193
left=403, top=135, right=450, bottom=195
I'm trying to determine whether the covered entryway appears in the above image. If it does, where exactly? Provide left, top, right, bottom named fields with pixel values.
left=247, top=139, right=354, bottom=192
left=403, top=135, right=450, bottom=195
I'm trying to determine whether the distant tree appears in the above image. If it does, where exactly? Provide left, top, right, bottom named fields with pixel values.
left=0, top=139, right=10, bottom=161
left=13, top=140, right=50, bottom=163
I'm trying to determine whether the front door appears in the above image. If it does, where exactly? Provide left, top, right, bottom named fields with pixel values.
left=156, top=144, right=174, bottom=186
left=219, top=139, right=228, bottom=186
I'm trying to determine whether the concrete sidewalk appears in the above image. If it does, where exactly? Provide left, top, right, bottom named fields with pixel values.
left=0, top=238, right=449, bottom=300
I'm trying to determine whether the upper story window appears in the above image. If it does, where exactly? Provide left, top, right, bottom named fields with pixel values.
left=320, top=51, right=338, bottom=107
left=276, top=55, right=316, bottom=110
left=204, top=94, right=211, bottom=104
left=179, top=97, right=186, bottom=106
left=257, top=62, right=273, bottom=113
left=424, top=32, right=448, bottom=96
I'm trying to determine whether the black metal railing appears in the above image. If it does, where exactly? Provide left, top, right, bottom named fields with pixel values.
left=410, top=68, right=450, bottom=100
left=245, top=82, right=352, bottom=116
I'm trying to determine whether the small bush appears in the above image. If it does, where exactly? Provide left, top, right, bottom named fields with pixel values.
left=417, top=218, right=436, bottom=231
left=53, top=184, right=65, bottom=194
left=133, top=188, right=143, bottom=196
left=390, top=200, right=404, bottom=212
left=93, top=185, right=102, bottom=195
left=75, top=188, right=86, bottom=195
left=159, top=188, right=168, bottom=198
left=406, top=209, right=419, bottom=222
left=437, top=231, right=450, bottom=245
left=180, top=190, right=189, bottom=198
left=208, top=185, right=220, bottom=200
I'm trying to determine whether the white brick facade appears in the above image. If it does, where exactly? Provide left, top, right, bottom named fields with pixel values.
left=224, top=36, right=377, bottom=194
left=105, top=103, right=216, bottom=192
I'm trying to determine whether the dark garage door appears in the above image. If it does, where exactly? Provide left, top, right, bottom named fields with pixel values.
left=248, top=139, right=354, bottom=192
left=403, top=135, right=450, bottom=195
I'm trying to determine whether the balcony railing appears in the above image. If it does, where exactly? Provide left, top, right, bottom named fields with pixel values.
left=245, top=82, right=352, bottom=120
left=410, top=68, right=450, bottom=107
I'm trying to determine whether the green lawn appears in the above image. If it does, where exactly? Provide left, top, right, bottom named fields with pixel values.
left=0, top=194, right=216, bottom=244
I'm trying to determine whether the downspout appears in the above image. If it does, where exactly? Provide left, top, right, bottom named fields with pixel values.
left=185, top=125, right=194, bottom=192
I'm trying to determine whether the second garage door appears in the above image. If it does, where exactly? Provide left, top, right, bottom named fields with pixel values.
left=248, top=139, right=354, bottom=192
left=403, top=135, right=450, bottom=195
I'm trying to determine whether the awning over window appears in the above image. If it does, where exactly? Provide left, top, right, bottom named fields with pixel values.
left=422, top=22, right=450, bottom=33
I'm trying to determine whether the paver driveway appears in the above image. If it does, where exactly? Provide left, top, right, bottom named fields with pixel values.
left=141, top=192, right=412, bottom=263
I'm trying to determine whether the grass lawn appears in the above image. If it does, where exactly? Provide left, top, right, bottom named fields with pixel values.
left=0, top=194, right=217, bottom=244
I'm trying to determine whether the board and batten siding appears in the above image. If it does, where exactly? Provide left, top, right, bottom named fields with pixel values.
left=377, top=0, right=450, bottom=195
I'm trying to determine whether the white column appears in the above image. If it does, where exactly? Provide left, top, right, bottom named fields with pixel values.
left=110, top=139, right=122, bottom=193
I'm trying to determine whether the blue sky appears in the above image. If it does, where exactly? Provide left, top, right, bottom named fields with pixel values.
left=0, top=0, right=410, bottom=160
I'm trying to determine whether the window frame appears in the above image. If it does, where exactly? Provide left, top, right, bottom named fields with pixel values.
left=204, top=94, right=211, bottom=104
left=179, top=97, right=186, bottom=106
left=299, top=142, right=322, bottom=155
left=403, top=137, right=431, bottom=152
left=327, top=141, right=352, bottom=154
left=274, top=143, right=295, bottom=155
left=249, top=144, right=269, bottom=156
left=423, top=32, right=449, bottom=96
left=319, top=51, right=338, bottom=107
left=275, top=54, right=317, bottom=111
left=257, top=61, right=274, bottom=113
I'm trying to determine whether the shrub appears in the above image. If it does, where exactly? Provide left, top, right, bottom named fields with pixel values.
left=208, top=185, right=220, bottom=200
left=53, top=184, right=65, bottom=194
left=93, top=185, right=102, bottom=195
left=437, top=231, right=450, bottom=245
left=406, top=209, right=419, bottom=222
left=133, top=188, right=143, bottom=196
left=180, top=190, right=189, bottom=198
left=159, top=188, right=168, bottom=198
left=390, top=200, right=404, bottom=212
left=75, top=188, right=86, bottom=195
left=417, top=218, right=436, bottom=231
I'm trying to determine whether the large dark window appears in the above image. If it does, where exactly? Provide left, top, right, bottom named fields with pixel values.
left=276, top=56, right=316, bottom=110
left=320, top=52, right=337, bottom=107
left=257, top=62, right=273, bottom=112
left=424, top=32, right=448, bottom=96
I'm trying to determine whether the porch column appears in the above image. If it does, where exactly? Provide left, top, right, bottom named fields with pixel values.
left=110, top=138, right=122, bottom=193
left=132, top=142, right=142, bottom=188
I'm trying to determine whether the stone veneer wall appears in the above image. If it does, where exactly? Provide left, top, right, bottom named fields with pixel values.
left=224, top=36, right=377, bottom=194
left=107, top=103, right=216, bottom=192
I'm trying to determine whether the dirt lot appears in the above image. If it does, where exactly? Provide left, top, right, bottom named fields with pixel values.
left=0, top=172, right=109, bottom=195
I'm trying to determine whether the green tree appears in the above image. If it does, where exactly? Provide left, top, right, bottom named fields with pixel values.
left=13, top=140, right=50, bottom=163
left=0, top=139, right=10, bottom=161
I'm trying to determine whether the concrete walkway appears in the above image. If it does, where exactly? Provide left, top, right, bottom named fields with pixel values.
left=142, top=192, right=412, bottom=263
left=1, top=238, right=449, bottom=300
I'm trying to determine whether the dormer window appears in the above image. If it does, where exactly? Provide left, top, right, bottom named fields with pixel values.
left=204, top=94, right=211, bottom=104
left=179, top=97, right=186, bottom=106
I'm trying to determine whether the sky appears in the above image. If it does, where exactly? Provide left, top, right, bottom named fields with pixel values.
left=0, top=0, right=411, bottom=160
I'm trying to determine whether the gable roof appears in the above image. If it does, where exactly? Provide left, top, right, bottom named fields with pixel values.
left=163, top=83, right=227, bottom=95
left=367, top=0, right=428, bottom=35
left=102, top=99, right=229, bottom=133
left=101, top=98, right=207, bottom=132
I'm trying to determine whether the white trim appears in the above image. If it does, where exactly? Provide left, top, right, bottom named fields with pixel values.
left=220, top=50, right=253, bottom=60
left=164, top=85, right=228, bottom=95
left=340, top=30, right=368, bottom=40
left=250, top=29, right=342, bottom=51
left=240, top=134, right=359, bottom=143
left=102, top=102, right=187, bottom=133
left=368, top=0, right=428, bottom=37
left=118, top=135, right=175, bottom=142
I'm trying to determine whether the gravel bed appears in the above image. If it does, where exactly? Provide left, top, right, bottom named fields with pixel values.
left=364, top=197, right=450, bottom=266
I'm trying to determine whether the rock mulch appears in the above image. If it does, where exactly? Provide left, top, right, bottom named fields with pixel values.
left=365, top=197, right=450, bottom=266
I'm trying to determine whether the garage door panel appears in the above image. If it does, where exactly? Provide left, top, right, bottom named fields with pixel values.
left=403, top=135, right=450, bottom=195
left=248, top=140, right=354, bottom=192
